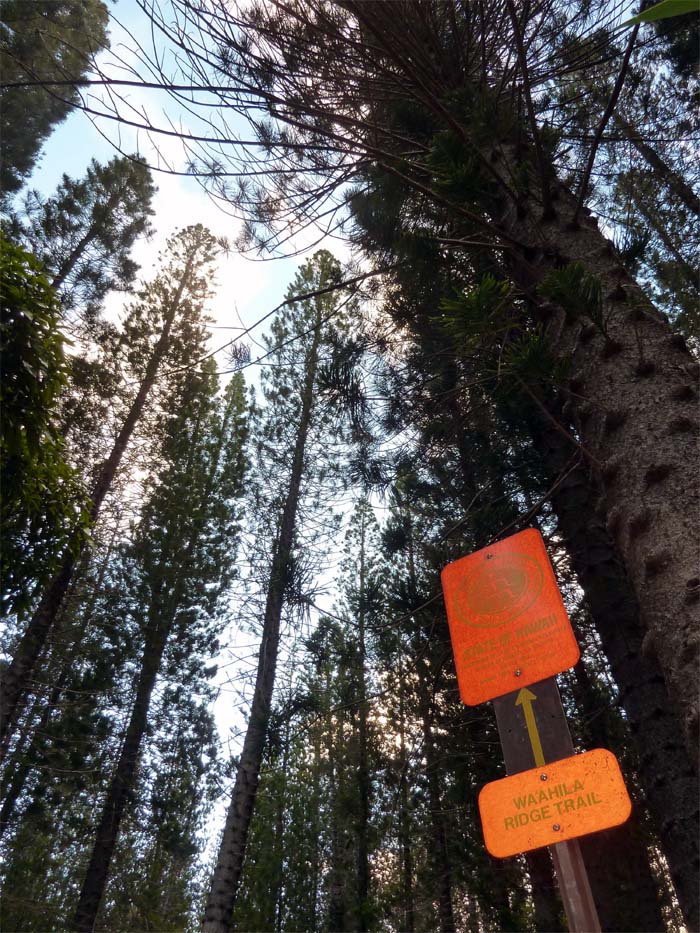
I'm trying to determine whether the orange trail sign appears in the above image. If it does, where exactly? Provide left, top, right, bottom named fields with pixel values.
left=441, top=528, right=579, bottom=705
left=478, top=748, right=632, bottom=859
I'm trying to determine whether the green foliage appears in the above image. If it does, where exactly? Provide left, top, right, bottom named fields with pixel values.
left=623, top=0, right=700, bottom=26
left=428, top=130, right=492, bottom=206
left=538, top=261, right=605, bottom=330
left=8, top=155, right=156, bottom=320
left=498, top=331, right=570, bottom=394
left=0, top=0, right=109, bottom=198
left=0, top=234, right=86, bottom=612
left=439, top=275, right=568, bottom=393
left=1, top=362, right=247, bottom=931
left=440, top=273, right=511, bottom=346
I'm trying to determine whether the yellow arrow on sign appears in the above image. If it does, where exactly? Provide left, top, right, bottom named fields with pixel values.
left=515, top=687, right=545, bottom=767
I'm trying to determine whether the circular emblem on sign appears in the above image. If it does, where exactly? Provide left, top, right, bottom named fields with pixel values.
left=456, top=553, right=543, bottom=628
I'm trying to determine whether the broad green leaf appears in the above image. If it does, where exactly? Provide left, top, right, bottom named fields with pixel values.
left=622, top=0, right=700, bottom=26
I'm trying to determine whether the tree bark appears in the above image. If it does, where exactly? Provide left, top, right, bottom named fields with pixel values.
left=201, top=313, right=322, bottom=933
left=499, top=164, right=700, bottom=762
left=402, top=499, right=455, bottom=932
left=0, top=252, right=196, bottom=760
left=72, top=620, right=169, bottom=932
left=71, top=363, right=232, bottom=931
left=571, top=663, right=666, bottom=932
left=532, top=399, right=699, bottom=929
left=50, top=221, right=99, bottom=293
left=0, top=516, right=121, bottom=840
left=327, top=711, right=348, bottom=933
left=50, top=179, right=132, bottom=294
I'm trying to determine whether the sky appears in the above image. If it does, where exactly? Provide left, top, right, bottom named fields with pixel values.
left=20, top=0, right=360, bottom=847
left=27, top=0, right=351, bottom=369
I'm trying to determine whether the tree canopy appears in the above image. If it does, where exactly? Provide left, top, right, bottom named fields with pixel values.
left=0, top=2, right=698, bottom=932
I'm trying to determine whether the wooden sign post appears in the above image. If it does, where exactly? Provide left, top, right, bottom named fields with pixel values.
left=492, top=679, right=601, bottom=932
left=441, top=529, right=633, bottom=932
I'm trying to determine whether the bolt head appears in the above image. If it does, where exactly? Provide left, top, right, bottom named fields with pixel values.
left=540, top=774, right=548, bottom=781
left=553, top=823, right=561, bottom=831
left=514, top=669, right=522, bottom=677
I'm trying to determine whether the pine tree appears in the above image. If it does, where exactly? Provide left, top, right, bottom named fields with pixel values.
left=0, top=234, right=86, bottom=615
left=72, top=366, right=247, bottom=932
left=337, top=499, right=381, bottom=932
left=0, top=0, right=109, bottom=199
left=203, top=249, right=356, bottom=932
left=0, top=225, right=221, bottom=760
left=162, top=0, right=699, bottom=768
left=7, top=155, right=156, bottom=323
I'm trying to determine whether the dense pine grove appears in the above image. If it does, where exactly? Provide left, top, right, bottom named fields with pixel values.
left=0, top=2, right=698, bottom=932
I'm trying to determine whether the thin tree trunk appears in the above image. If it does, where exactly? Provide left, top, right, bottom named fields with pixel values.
left=0, top=254, right=195, bottom=760
left=51, top=222, right=99, bottom=293
left=72, top=620, right=170, bottom=932
left=201, top=315, right=322, bottom=933
left=415, top=658, right=456, bottom=933
left=356, top=509, right=371, bottom=932
left=325, top=664, right=348, bottom=933
left=50, top=182, right=131, bottom=293
left=498, top=157, right=700, bottom=763
left=72, top=370, right=231, bottom=932
left=398, top=658, right=415, bottom=933
left=273, top=715, right=290, bottom=933
left=0, top=688, right=47, bottom=841
left=633, top=186, right=699, bottom=293
left=403, top=500, right=455, bottom=932
left=533, top=399, right=699, bottom=930
left=310, top=731, right=321, bottom=931
left=0, top=514, right=122, bottom=836
left=612, top=110, right=700, bottom=216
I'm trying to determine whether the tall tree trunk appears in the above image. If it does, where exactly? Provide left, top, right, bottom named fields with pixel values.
left=51, top=222, right=99, bottom=293
left=0, top=688, right=47, bottom=842
left=310, top=733, right=321, bottom=932
left=612, top=110, right=700, bottom=216
left=571, top=662, right=666, bottom=932
left=398, top=658, right=415, bottom=933
left=50, top=180, right=132, bottom=293
left=356, top=509, right=371, bottom=932
left=327, top=718, right=348, bottom=933
left=72, top=371, right=232, bottom=932
left=201, top=315, right=322, bottom=933
left=72, top=620, right=170, bottom=932
left=0, top=516, right=121, bottom=836
left=499, top=159, right=700, bottom=761
left=632, top=185, right=699, bottom=293
left=415, top=657, right=456, bottom=933
left=273, top=715, right=290, bottom=933
left=403, top=500, right=455, bottom=932
left=0, top=255, right=195, bottom=760
left=532, top=399, right=699, bottom=930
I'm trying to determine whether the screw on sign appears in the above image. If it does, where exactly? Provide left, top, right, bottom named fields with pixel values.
left=441, top=529, right=633, bottom=933
left=478, top=749, right=632, bottom=859
left=441, top=528, right=580, bottom=705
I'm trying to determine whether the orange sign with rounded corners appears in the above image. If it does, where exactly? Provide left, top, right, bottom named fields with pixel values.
left=441, top=529, right=579, bottom=705
left=478, top=748, right=632, bottom=858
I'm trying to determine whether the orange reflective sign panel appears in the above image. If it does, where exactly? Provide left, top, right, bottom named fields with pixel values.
left=441, top=529, right=579, bottom=705
left=478, top=748, right=632, bottom=858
